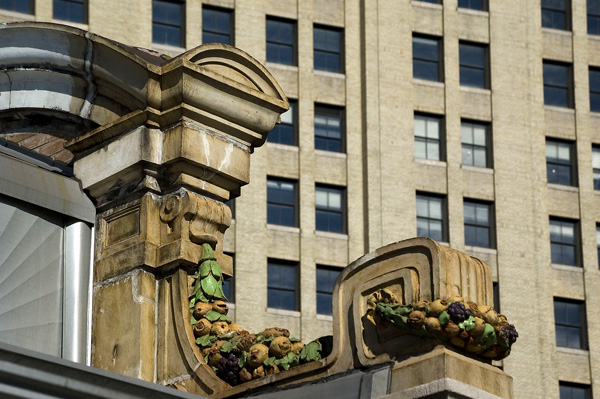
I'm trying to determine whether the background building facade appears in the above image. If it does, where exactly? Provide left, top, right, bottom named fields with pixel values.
left=1, top=0, right=599, bottom=398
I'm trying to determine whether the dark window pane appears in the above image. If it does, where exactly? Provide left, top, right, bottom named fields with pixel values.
left=267, top=178, right=297, bottom=227
left=458, top=0, right=485, bottom=10
left=268, top=261, right=298, bottom=311
left=53, top=0, right=85, bottom=23
left=316, top=266, right=341, bottom=315
left=315, top=186, right=345, bottom=233
left=460, top=43, right=487, bottom=89
left=314, top=26, right=343, bottom=73
left=267, top=18, right=296, bottom=66
left=0, top=0, right=32, bottom=13
left=203, top=7, right=232, bottom=45
left=315, top=106, right=344, bottom=153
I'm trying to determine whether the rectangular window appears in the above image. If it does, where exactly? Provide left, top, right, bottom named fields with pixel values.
left=53, top=0, right=86, bottom=23
left=554, top=298, right=587, bottom=349
left=225, top=198, right=235, bottom=219
left=593, top=146, right=600, bottom=190
left=266, top=17, right=296, bottom=66
left=464, top=200, right=494, bottom=248
left=315, top=185, right=346, bottom=234
left=0, top=0, right=33, bottom=13
left=559, top=382, right=592, bottom=399
left=589, top=67, right=600, bottom=112
left=461, top=121, right=491, bottom=168
left=268, top=100, right=296, bottom=146
left=544, top=61, right=574, bottom=108
left=458, top=0, right=486, bottom=11
left=590, top=0, right=600, bottom=35
left=222, top=253, right=235, bottom=303
left=152, top=0, right=183, bottom=47
left=316, top=265, right=341, bottom=315
left=416, top=193, right=447, bottom=242
left=413, top=35, right=443, bottom=82
left=314, top=105, right=344, bottom=153
left=267, top=177, right=297, bottom=227
left=267, top=260, right=298, bottom=311
left=597, top=224, right=600, bottom=269
left=542, top=0, right=571, bottom=30
left=203, top=6, right=233, bottom=45
left=546, top=139, right=576, bottom=186
left=493, top=282, right=501, bottom=313
left=550, top=218, right=580, bottom=266
left=459, top=42, right=489, bottom=89
left=414, top=114, right=443, bottom=161
left=314, top=25, right=343, bottom=73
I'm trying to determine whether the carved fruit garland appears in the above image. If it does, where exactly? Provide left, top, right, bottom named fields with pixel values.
left=368, top=290, right=518, bottom=360
left=189, top=244, right=327, bottom=386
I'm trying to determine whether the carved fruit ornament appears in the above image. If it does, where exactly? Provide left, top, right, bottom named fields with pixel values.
left=189, top=244, right=328, bottom=386
left=367, top=290, right=518, bottom=360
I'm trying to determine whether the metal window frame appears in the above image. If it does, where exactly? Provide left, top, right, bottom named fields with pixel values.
left=549, top=217, right=581, bottom=267
left=543, top=60, right=575, bottom=108
left=558, top=381, right=592, bottom=399
left=316, top=265, right=342, bottom=315
left=592, top=145, right=600, bottom=190
left=313, top=24, right=345, bottom=74
left=202, top=5, right=234, bottom=45
left=542, top=0, right=571, bottom=30
left=458, top=0, right=487, bottom=11
left=53, top=0, right=88, bottom=24
left=152, top=0, right=185, bottom=47
left=554, top=297, right=587, bottom=350
left=222, top=252, right=235, bottom=304
left=459, top=41, right=490, bottom=89
left=315, top=184, right=347, bottom=234
left=463, top=199, right=495, bottom=249
left=461, top=119, right=492, bottom=168
left=589, top=67, right=600, bottom=112
left=266, top=176, right=298, bottom=227
left=267, top=259, right=299, bottom=311
left=266, top=16, right=297, bottom=66
left=546, top=138, right=577, bottom=186
left=412, top=33, right=444, bottom=82
left=416, top=192, right=448, bottom=242
left=414, top=113, right=445, bottom=162
left=314, top=103, right=346, bottom=153
left=0, top=0, right=34, bottom=13
left=0, top=153, right=94, bottom=364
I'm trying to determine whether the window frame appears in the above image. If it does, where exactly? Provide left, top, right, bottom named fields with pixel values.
left=554, top=298, right=587, bottom=350
left=152, top=0, right=185, bottom=47
left=546, top=139, right=577, bottom=186
left=463, top=199, right=495, bottom=249
left=549, top=217, right=581, bottom=267
left=543, top=61, right=574, bottom=108
left=412, top=34, right=443, bottom=82
left=416, top=192, right=448, bottom=242
left=222, top=252, right=235, bottom=304
left=461, top=120, right=492, bottom=168
left=542, top=0, right=571, bottom=31
left=315, top=184, right=347, bottom=234
left=316, top=265, right=341, bottom=315
left=592, top=145, right=600, bottom=190
left=589, top=67, right=600, bottom=113
left=266, top=16, right=297, bottom=66
left=267, top=99, right=297, bottom=146
left=458, top=0, right=487, bottom=11
left=0, top=0, right=34, bottom=14
left=414, top=113, right=444, bottom=162
left=266, top=177, right=298, bottom=227
left=53, top=0, right=87, bottom=24
left=559, top=381, right=592, bottom=399
left=459, top=41, right=489, bottom=89
left=314, top=104, right=345, bottom=153
left=313, top=24, right=344, bottom=74
left=589, top=0, right=600, bottom=35
left=267, top=259, right=299, bottom=311
left=202, top=5, right=234, bottom=46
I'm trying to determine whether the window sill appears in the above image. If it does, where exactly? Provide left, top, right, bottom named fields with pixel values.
left=457, top=8, right=489, bottom=17
left=314, top=70, right=346, bottom=79
left=411, top=0, right=443, bottom=10
left=459, top=86, right=491, bottom=95
left=589, top=34, right=600, bottom=42
left=267, top=224, right=300, bottom=234
left=266, top=308, right=301, bottom=317
left=0, top=9, right=34, bottom=19
left=556, top=346, right=589, bottom=356
left=461, top=165, right=493, bottom=174
left=267, top=142, right=299, bottom=152
left=544, top=105, right=575, bottom=114
left=413, top=78, right=445, bottom=89
left=266, top=62, right=299, bottom=73
left=315, top=230, right=348, bottom=240
left=415, top=158, right=447, bottom=167
left=151, top=42, right=186, bottom=56
left=314, top=149, right=347, bottom=159
left=465, top=245, right=497, bottom=255
left=590, top=111, right=600, bottom=119
left=541, top=27, right=573, bottom=37
left=547, top=183, right=579, bottom=193
left=317, top=314, right=333, bottom=321
left=552, top=264, right=583, bottom=272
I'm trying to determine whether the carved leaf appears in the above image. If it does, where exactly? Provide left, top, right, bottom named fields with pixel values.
left=201, top=274, right=218, bottom=297
left=210, top=261, right=222, bottom=278
left=300, top=340, right=322, bottom=362
left=200, top=261, right=211, bottom=278
left=204, top=310, right=222, bottom=322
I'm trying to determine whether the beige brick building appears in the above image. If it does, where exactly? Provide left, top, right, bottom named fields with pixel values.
left=2, top=0, right=600, bottom=398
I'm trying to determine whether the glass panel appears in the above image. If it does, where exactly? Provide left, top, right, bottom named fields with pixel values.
left=414, top=117, right=426, bottom=137
left=476, top=204, right=489, bottom=224
left=427, top=141, right=440, bottom=161
left=416, top=197, right=428, bottom=217
left=429, top=220, right=443, bottom=241
left=428, top=198, right=442, bottom=219
left=462, top=145, right=474, bottom=165
left=315, top=190, right=328, bottom=208
left=464, top=203, right=476, bottom=224
left=413, top=37, right=439, bottom=61
left=566, top=302, right=581, bottom=325
left=328, top=191, right=342, bottom=210
left=557, top=143, right=571, bottom=160
left=460, top=44, right=485, bottom=68
left=554, top=301, right=567, bottom=324
left=280, top=105, right=293, bottom=125
left=460, top=67, right=485, bottom=88
left=473, top=147, right=487, bottom=167
left=544, top=63, right=569, bottom=86
left=462, top=123, right=474, bottom=144
left=317, top=292, right=332, bottom=314
left=413, top=60, right=439, bottom=81
left=415, top=139, right=427, bottom=159
left=555, top=325, right=568, bottom=347
left=426, top=118, right=440, bottom=138
left=417, top=218, right=429, bottom=237
left=473, top=125, right=487, bottom=145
